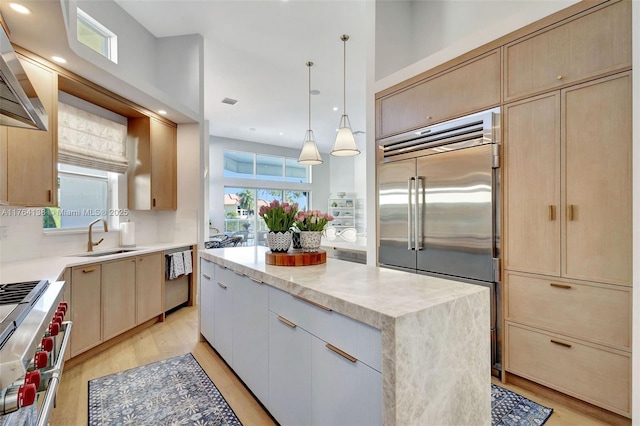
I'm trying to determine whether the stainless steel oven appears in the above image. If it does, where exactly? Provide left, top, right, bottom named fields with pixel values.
left=0, top=280, right=72, bottom=425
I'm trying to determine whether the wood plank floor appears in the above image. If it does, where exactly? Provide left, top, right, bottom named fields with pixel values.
left=51, top=305, right=611, bottom=425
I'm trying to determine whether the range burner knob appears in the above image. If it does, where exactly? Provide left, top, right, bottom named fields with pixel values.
left=34, top=351, right=48, bottom=369
left=52, top=312, right=64, bottom=324
left=48, top=322, right=59, bottom=337
left=24, top=371, right=41, bottom=389
left=17, top=384, right=36, bottom=408
left=40, top=337, right=54, bottom=352
left=57, top=301, right=68, bottom=314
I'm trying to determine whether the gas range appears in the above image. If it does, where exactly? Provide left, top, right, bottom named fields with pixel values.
left=0, top=278, right=71, bottom=425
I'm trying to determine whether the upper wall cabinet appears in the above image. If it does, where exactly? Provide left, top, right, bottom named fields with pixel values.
left=377, top=49, right=501, bottom=139
left=127, top=116, right=177, bottom=210
left=1, top=56, right=58, bottom=207
left=504, top=0, right=631, bottom=102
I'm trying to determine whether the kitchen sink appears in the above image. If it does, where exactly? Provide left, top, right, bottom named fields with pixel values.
left=70, top=249, right=140, bottom=257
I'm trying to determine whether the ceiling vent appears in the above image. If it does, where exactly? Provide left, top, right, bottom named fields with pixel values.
left=222, top=97, right=238, bottom=105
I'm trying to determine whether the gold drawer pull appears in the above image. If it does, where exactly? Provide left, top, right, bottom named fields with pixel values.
left=550, top=339, right=572, bottom=348
left=550, top=283, right=572, bottom=289
left=557, top=75, right=563, bottom=80
left=292, top=294, right=332, bottom=311
left=203, top=274, right=211, bottom=280
left=82, top=268, right=96, bottom=273
left=567, top=204, right=574, bottom=221
left=249, top=277, right=263, bottom=284
left=547, top=205, right=555, bottom=221
left=326, top=343, right=357, bottom=363
left=217, top=282, right=227, bottom=289
left=277, top=316, right=297, bottom=329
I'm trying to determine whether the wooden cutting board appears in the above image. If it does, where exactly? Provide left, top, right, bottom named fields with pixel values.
left=265, top=249, right=326, bottom=266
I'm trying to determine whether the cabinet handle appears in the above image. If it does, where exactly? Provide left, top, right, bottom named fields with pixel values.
left=567, top=204, right=574, bottom=221
left=47, top=190, right=52, bottom=202
left=426, top=115, right=432, bottom=120
left=82, top=268, right=96, bottom=273
left=203, top=274, right=211, bottom=280
left=547, top=205, right=555, bottom=221
left=325, top=343, right=357, bottom=363
left=153, top=198, right=156, bottom=207
left=249, top=277, right=263, bottom=284
left=557, top=75, right=563, bottom=80
left=550, top=339, right=572, bottom=348
left=292, top=294, right=332, bottom=312
left=217, top=282, right=227, bottom=289
left=550, top=283, right=572, bottom=290
left=277, top=316, right=297, bottom=329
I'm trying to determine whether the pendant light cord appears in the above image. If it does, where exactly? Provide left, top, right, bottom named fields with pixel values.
left=343, top=36, right=347, bottom=115
left=307, top=62, right=312, bottom=130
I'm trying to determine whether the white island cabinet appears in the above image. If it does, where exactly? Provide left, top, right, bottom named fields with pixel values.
left=200, top=246, right=490, bottom=426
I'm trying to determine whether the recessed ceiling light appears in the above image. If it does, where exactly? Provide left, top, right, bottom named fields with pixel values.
left=10, top=3, right=31, bottom=14
left=279, top=132, right=283, bottom=136
left=332, top=107, right=338, bottom=111
left=51, top=56, right=67, bottom=64
left=158, top=110, right=167, bottom=115
left=310, top=90, right=320, bottom=96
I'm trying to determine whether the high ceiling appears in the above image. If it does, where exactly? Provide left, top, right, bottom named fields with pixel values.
left=2, top=0, right=369, bottom=153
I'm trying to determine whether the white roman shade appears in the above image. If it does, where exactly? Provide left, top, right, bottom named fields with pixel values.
left=58, top=101, right=128, bottom=173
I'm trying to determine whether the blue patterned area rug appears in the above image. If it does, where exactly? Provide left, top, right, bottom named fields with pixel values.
left=88, top=353, right=242, bottom=425
left=492, top=383, right=553, bottom=425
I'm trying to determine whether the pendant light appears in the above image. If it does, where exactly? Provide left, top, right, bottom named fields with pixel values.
left=298, top=61, right=323, bottom=165
left=331, top=34, right=360, bottom=157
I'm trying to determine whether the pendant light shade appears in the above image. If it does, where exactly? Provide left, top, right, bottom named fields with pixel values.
left=298, top=61, right=323, bottom=165
left=331, top=34, right=360, bottom=157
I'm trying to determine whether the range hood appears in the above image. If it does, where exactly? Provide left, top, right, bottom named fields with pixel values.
left=0, top=23, right=48, bottom=131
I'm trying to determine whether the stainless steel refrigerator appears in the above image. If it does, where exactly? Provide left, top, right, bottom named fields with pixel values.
left=378, top=108, right=501, bottom=376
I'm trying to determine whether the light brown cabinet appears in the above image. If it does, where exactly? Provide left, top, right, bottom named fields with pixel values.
left=136, top=252, right=163, bottom=323
left=503, top=73, right=631, bottom=287
left=504, top=0, right=631, bottom=102
left=503, top=72, right=632, bottom=418
left=70, top=264, right=102, bottom=357
left=2, top=56, right=57, bottom=206
left=506, top=322, right=631, bottom=417
left=102, top=258, right=137, bottom=340
left=127, top=116, right=177, bottom=210
left=68, top=252, right=165, bottom=358
left=377, top=49, right=501, bottom=138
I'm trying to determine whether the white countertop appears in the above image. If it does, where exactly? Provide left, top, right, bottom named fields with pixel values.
left=200, top=246, right=485, bottom=329
left=0, top=242, right=196, bottom=285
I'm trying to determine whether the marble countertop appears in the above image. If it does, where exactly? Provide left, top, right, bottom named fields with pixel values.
left=0, top=242, right=196, bottom=285
left=200, top=246, right=486, bottom=330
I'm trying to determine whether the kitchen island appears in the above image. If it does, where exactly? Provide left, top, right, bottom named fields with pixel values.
left=200, top=246, right=490, bottom=426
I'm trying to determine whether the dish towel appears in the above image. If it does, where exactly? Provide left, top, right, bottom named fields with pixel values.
left=182, top=250, right=193, bottom=275
left=169, top=252, right=185, bottom=280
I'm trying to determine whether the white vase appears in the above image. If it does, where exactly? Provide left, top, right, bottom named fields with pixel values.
left=299, top=231, right=322, bottom=252
left=266, top=231, right=292, bottom=252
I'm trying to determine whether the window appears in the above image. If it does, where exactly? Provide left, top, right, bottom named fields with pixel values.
left=77, top=8, right=118, bottom=63
left=44, top=165, right=117, bottom=230
left=223, top=187, right=309, bottom=246
left=223, top=150, right=309, bottom=183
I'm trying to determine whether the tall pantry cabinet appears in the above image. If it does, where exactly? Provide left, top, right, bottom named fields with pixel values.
left=503, top=49, right=632, bottom=425
left=500, top=0, right=632, bottom=419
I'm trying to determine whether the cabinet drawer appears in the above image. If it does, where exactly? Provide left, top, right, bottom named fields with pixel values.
left=505, top=273, right=630, bottom=350
left=269, top=286, right=381, bottom=372
left=200, top=258, right=215, bottom=282
left=504, top=0, right=631, bottom=101
left=506, top=323, right=630, bottom=417
left=378, top=49, right=500, bottom=138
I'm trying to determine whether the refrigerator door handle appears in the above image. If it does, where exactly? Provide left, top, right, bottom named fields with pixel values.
left=416, top=176, right=424, bottom=250
left=408, top=177, right=415, bottom=250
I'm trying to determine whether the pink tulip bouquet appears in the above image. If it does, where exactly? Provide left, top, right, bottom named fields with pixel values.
left=294, top=210, right=334, bottom=232
left=258, top=200, right=298, bottom=232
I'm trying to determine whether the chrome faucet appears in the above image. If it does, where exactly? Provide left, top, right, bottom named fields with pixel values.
left=87, top=218, right=108, bottom=252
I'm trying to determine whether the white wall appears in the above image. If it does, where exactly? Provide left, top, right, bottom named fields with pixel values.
left=208, top=136, right=331, bottom=232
